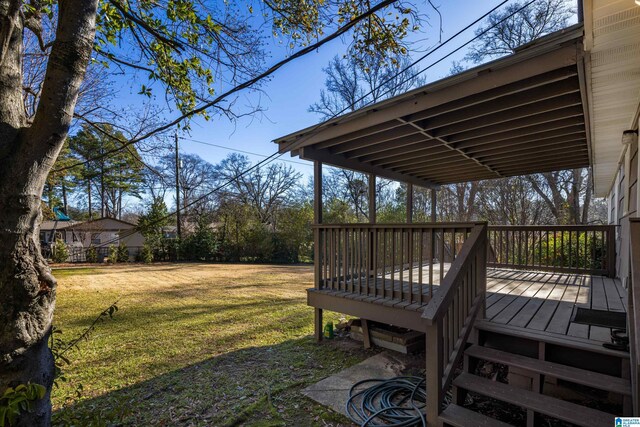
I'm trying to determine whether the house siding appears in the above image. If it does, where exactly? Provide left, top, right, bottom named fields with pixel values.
left=607, top=113, right=640, bottom=288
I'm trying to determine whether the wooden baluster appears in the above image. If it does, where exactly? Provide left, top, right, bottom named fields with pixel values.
left=560, top=229, right=565, bottom=269
left=382, top=229, right=387, bottom=299
left=440, top=229, right=445, bottom=284
left=365, top=228, right=369, bottom=296
left=400, top=228, right=405, bottom=302
left=425, top=319, right=443, bottom=424
left=538, top=230, right=542, bottom=267
left=592, top=230, right=596, bottom=272
left=451, top=228, right=457, bottom=263
left=418, top=229, right=423, bottom=304
left=430, top=228, right=434, bottom=295
left=391, top=228, right=396, bottom=299
left=373, top=229, right=378, bottom=297
left=568, top=229, right=572, bottom=270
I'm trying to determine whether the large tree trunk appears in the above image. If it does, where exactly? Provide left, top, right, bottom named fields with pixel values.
left=0, top=1, right=98, bottom=425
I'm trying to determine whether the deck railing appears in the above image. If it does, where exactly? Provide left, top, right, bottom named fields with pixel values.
left=628, top=218, right=640, bottom=414
left=422, top=223, right=487, bottom=425
left=487, top=225, right=616, bottom=277
left=313, top=223, right=479, bottom=306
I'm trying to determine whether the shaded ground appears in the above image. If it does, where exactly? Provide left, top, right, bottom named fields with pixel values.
left=52, top=263, right=377, bottom=426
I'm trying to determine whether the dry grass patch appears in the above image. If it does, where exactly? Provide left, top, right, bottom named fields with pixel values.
left=52, top=263, right=371, bottom=426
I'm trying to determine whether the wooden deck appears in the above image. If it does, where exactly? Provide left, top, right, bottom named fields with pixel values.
left=313, top=267, right=627, bottom=344
left=485, top=268, right=627, bottom=343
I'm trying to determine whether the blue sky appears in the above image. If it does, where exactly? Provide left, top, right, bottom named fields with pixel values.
left=185, top=1, right=499, bottom=174
left=110, top=1, right=571, bottom=179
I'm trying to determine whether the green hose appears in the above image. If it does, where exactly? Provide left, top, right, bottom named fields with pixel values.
left=345, top=376, right=427, bottom=427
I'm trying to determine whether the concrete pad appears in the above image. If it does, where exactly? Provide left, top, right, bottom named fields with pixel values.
left=302, top=352, right=422, bottom=416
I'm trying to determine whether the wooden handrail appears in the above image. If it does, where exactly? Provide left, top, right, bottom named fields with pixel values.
left=488, top=225, right=615, bottom=231
left=421, top=223, right=488, bottom=426
left=487, top=224, right=616, bottom=277
left=422, top=224, right=485, bottom=325
left=312, top=222, right=482, bottom=229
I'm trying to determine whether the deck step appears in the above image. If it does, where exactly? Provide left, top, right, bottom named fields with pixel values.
left=439, top=404, right=513, bottom=427
left=465, top=345, right=631, bottom=396
left=453, top=373, right=615, bottom=427
left=475, top=319, right=629, bottom=359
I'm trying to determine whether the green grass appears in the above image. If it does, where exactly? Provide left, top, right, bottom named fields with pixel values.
left=51, top=263, right=371, bottom=426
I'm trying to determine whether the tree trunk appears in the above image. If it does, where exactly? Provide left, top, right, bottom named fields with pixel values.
left=0, top=1, right=99, bottom=425
left=88, top=179, right=92, bottom=219
left=61, top=181, right=67, bottom=213
left=0, top=176, right=57, bottom=425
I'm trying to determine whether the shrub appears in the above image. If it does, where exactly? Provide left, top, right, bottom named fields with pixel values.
left=180, top=227, right=218, bottom=261
left=108, top=245, right=118, bottom=264
left=86, top=246, right=98, bottom=263
left=51, top=239, right=69, bottom=263
left=117, top=243, right=129, bottom=263
left=137, top=245, right=154, bottom=264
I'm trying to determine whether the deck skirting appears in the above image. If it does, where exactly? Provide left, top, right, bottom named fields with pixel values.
left=307, top=289, right=428, bottom=332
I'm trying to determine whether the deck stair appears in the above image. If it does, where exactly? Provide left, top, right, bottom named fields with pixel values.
left=440, top=338, right=630, bottom=427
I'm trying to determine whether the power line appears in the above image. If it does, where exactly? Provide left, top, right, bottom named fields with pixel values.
left=68, top=0, right=537, bottom=254
left=179, top=136, right=313, bottom=168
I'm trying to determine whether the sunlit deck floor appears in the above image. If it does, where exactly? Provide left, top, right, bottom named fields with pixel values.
left=484, top=268, right=627, bottom=343
left=314, top=267, right=627, bottom=342
left=317, top=263, right=451, bottom=311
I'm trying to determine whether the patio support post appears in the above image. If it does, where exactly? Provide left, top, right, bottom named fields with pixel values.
left=406, top=183, right=413, bottom=224
left=314, top=160, right=323, bottom=342
left=368, top=173, right=376, bottom=287
left=368, top=174, right=376, bottom=224
left=431, top=189, right=437, bottom=222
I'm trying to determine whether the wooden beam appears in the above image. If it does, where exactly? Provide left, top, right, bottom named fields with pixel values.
left=418, top=78, right=580, bottom=132
left=448, top=116, right=584, bottom=146
left=331, top=125, right=424, bottom=155
left=358, top=139, right=445, bottom=163
left=313, top=119, right=403, bottom=150
left=313, top=160, right=323, bottom=342
left=277, top=42, right=581, bottom=151
left=369, top=174, right=376, bottom=224
left=404, top=66, right=578, bottom=123
left=475, top=141, right=587, bottom=163
left=497, top=158, right=589, bottom=175
left=300, top=146, right=439, bottom=189
left=463, top=131, right=586, bottom=154
left=487, top=150, right=589, bottom=169
left=429, top=94, right=582, bottom=138
left=400, top=119, right=503, bottom=179
left=407, top=183, right=413, bottom=224
left=307, top=290, right=428, bottom=331
left=397, top=157, right=480, bottom=174
left=431, top=189, right=437, bottom=222
left=376, top=148, right=464, bottom=169
left=314, top=161, right=323, bottom=224
left=343, top=133, right=437, bottom=160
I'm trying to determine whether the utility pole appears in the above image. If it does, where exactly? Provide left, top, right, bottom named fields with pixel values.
left=175, top=133, right=181, bottom=240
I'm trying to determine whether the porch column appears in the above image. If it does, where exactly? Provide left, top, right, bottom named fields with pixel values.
left=368, top=174, right=376, bottom=224
left=431, top=188, right=437, bottom=222
left=314, top=161, right=323, bottom=342
left=406, top=183, right=413, bottom=223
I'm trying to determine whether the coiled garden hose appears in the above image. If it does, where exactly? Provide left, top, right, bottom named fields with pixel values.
left=345, top=376, right=427, bottom=427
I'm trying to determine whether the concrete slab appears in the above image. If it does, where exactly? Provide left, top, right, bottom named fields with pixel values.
left=301, top=351, right=423, bottom=416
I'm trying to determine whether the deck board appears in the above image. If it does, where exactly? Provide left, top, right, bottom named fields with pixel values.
left=314, top=267, right=625, bottom=347
left=485, top=269, right=625, bottom=345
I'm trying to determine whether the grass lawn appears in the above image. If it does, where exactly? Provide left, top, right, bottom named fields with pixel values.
left=52, top=263, right=374, bottom=426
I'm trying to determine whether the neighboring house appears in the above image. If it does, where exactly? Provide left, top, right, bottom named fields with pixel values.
left=40, top=217, right=145, bottom=262
left=275, top=2, right=640, bottom=425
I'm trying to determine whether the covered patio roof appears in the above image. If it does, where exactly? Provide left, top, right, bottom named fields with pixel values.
left=275, top=25, right=589, bottom=188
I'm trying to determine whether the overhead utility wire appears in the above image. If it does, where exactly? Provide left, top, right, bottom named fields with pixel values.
left=71, top=0, right=535, bottom=254
left=179, top=136, right=313, bottom=167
